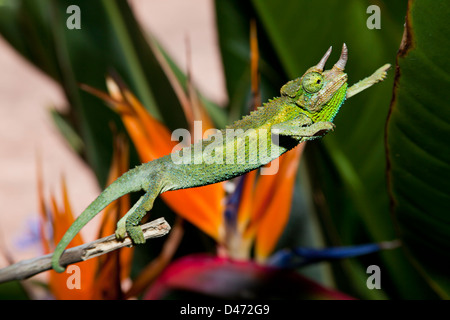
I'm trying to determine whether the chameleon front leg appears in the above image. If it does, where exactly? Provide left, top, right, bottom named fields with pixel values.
left=272, top=116, right=335, bottom=138
left=346, top=63, right=391, bottom=98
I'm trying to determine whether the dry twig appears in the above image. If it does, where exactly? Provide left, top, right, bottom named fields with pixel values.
left=0, top=217, right=170, bottom=283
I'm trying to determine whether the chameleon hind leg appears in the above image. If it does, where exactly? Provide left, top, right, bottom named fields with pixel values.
left=115, top=179, right=162, bottom=244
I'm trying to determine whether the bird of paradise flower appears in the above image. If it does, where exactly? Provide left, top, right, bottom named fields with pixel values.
left=37, top=134, right=133, bottom=299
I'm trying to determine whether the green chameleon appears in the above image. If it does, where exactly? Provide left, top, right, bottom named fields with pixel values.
left=52, top=44, right=390, bottom=272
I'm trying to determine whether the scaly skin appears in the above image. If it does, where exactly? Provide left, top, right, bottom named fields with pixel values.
left=52, top=44, right=390, bottom=272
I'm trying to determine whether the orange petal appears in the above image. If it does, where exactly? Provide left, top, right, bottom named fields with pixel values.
left=96, top=134, right=134, bottom=283
left=35, top=153, right=51, bottom=254
left=121, top=86, right=225, bottom=239
left=51, top=177, right=83, bottom=249
left=90, top=250, right=123, bottom=300
left=250, top=19, right=261, bottom=110
left=111, top=78, right=224, bottom=240
left=161, top=188, right=224, bottom=240
left=84, top=77, right=225, bottom=241
left=122, top=88, right=174, bottom=157
left=48, top=178, right=97, bottom=300
left=246, top=145, right=305, bottom=261
left=236, top=171, right=257, bottom=233
left=98, top=134, right=130, bottom=237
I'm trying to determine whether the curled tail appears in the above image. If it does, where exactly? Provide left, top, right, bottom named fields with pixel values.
left=51, top=166, right=146, bottom=272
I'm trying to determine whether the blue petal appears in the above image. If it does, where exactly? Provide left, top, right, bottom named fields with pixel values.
left=267, top=241, right=400, bottom=268
left=223, top=175, right=247, bottom=229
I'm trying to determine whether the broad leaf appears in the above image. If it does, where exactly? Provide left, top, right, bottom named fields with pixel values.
left=386, top=0, right=450, bottom=298
left=247, top=0, right=438, bottom=299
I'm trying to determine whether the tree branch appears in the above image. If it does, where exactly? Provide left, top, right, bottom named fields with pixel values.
left=0, top=217, right=171, bottom=283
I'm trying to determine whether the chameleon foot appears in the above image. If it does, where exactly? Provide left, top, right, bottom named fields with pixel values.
left=115, top=226, right=127, bottom=240
left=311, top=121, right=335, bottom=137
left=115, top=217, right=145, bottom=244
left=126, top=225, right=146, bottom=244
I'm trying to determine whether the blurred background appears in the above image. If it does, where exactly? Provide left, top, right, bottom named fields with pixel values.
left=0, top=0, right=224, bottom=266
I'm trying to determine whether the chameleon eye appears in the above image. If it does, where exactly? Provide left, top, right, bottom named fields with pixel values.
left=302, top=72, right=324, bottom=93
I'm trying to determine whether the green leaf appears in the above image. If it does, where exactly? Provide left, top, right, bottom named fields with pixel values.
left=50, top=108, right=84, bottom=154
left=386, top=0, right=450, bottom=298
left=0, top=281, right=29, bottom=300
left=247, top=0, right=436, bottom=298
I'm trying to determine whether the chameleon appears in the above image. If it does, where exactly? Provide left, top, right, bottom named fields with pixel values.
left=52, top=44, right=390, bottom=272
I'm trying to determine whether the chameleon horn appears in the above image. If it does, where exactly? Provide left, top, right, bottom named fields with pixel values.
left=334, top=43, right=348, bottom=70
left=316, top=46, right=332, bottom=71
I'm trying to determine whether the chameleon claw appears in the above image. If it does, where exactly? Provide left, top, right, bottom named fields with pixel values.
left=115, top=219, right=127, bottom=240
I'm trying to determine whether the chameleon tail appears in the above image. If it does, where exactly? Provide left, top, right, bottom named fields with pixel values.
left=51, top=166, right=146, bottom=273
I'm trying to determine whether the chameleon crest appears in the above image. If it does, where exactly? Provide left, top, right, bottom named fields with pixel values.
left=52, top=44, right=390, bottom=272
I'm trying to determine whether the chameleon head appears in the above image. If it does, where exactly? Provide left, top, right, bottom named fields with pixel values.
left=281, top=44, right=349, bottom=120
